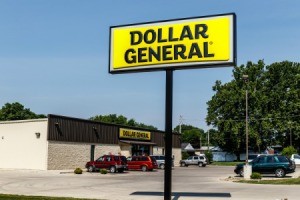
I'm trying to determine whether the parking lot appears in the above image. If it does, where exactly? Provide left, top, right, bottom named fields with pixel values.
left=0, top=166, right=299, bottom=200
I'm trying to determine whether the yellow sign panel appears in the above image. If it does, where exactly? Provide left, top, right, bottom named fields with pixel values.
left=119, top=128, right=151, bottom=140
left=109, top=13, right=236, bottom=73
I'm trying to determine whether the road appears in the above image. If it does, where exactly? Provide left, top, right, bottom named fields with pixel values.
left=0, top=166, right=299, bottom=200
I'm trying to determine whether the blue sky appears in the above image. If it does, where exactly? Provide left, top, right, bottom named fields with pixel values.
left=1, top=0, right=300, bottom=131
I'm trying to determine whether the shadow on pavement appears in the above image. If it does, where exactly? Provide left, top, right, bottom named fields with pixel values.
left=131, top=191, right=231, bottom=199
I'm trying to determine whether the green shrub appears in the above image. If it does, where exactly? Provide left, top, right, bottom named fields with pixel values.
left=100, top=169, right=108, bottom=174
left=281, top=146, right=297, bottom=158
left=74, top=168, right=83, bottom=174
left=204, top=150, right=213, bottom=164
left=182, top=152, right=189, bottom=160
left=251, top=172, right=261, bottom=179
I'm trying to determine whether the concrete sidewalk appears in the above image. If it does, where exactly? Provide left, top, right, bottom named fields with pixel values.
left=292, top=165, right=300, bottom=178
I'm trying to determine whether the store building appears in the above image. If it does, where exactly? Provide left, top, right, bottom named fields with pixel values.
left=0, top=114, right=181, bottom=170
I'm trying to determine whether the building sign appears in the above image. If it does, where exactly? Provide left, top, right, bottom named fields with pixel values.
left=119, top=128, right=151, bottom=140
left=109, top=13, right=236, bottom=73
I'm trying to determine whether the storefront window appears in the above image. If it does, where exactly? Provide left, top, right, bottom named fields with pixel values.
left=132, top=144, right=150, bottom=156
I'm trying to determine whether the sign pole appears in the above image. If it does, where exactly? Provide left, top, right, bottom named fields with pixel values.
left=164, top=69, right=173, bottom=200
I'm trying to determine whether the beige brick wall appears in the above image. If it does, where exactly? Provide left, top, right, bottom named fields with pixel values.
left=47, top=141, right=181, bottom=169
left=120, top=144, right=131, bottom=157
left=94, top=144, right=121, bottom=159
left=47, top=141, right=120, bottom=170
left=152, top=146, right=164, bottom=155
left=172, top=148, right=182, bottom=166
left=151, top=147, right=182, bottom=166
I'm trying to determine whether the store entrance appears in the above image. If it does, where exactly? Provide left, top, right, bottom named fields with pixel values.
left=132, top=144, right=150, bottom=156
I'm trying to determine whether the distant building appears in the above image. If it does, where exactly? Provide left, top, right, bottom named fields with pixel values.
left=181, top=143, right=195, bottom=154
left=0, top=114, right=181, bottom=170
left=199, top=146, right=221, bottom=154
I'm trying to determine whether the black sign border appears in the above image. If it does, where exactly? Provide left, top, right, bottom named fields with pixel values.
left=109, top=13, right=236, bottom=74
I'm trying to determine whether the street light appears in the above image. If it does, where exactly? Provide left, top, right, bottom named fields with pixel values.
left=242, top=74, right=249, bottom=165
left=288, top=121, right=292, bottom=147
left=242, top=74, right=252, bottom=179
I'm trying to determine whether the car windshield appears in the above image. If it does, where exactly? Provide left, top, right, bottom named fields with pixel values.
left=251, top=157, right=260, bottom=163
left=97, top=157, right=104, bottom=161
left=294, top=155, right=300, bottom=159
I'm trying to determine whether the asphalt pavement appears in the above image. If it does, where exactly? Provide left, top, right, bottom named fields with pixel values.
left=0, top=166, right=299, bottom=200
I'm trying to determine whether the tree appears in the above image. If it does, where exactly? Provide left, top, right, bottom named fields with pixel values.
left=205, top=129, right=220, bottom=147
left=206, top=60, right=300, bottom=157
left=0, top=102, right=46, bottom=120
left=173, top=124, right=205, bottom=149
left=89, top=114, right=157, bottom=130
left=281, top=146, right=297, bottom=158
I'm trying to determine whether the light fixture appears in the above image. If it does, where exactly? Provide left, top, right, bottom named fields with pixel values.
left=35, top=132, right=41, bottom=138
left=93, top=127, right=99, bottom=138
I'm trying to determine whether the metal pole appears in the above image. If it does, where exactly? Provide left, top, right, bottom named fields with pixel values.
left=290, top=126, right=292, bottom=147
left=245, top=89, right=248, bottom=164
left=164, top=69, right=173, bottom=200
left=208, top=130, right=210, bottom=151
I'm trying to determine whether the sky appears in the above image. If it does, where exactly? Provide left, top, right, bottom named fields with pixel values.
left=1, top=0, right=300, bottom=131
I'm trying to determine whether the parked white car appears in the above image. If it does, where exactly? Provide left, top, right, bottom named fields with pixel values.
left=180, top=155, right=207, bottom=167
left=290, top=154, right=300, bottom=165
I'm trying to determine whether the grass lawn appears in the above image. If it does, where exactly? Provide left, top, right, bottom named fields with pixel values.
left=0, top=194, right=100, bottom=200
left=236, top=177, right=300, bottom=185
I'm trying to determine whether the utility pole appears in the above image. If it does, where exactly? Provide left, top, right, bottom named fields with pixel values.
left=207, top=129, right=210, bottom=151
left=242, top=74, right=251, bottom=179
left=199, top=136, right=202, bottom=149
left=288, top=121, right=292, bottom=146
left=179, top=115, right=183, bottom=134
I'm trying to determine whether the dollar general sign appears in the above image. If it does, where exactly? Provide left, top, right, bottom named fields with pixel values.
left=109, top=13, right=236, bottom=73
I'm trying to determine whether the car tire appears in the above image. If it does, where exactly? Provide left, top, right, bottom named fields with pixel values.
left=239, top=169, right=244, bottom=177
left=160, top=164, right=165, bottom=170
left=141, top=165, right=148, bottom=172
left=110, top=166, right=116, bottom=173
left=180, top=162, right=185, bottom=167
left=275, top=168, right=286, bottom=178
left=87, top=166, right=94, bottom=172
left=198, top=162, right=203, bottom=167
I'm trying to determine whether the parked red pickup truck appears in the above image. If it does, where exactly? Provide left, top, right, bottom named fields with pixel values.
left=86, top=155, right=127, bottom=173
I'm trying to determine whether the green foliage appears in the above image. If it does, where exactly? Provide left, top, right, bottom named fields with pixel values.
left=0, top=102, right=46, bottom=121
left=74, top=168, right=83, bottom=174
left=251, top=172, right=262, bottom=179
left=206, top=60, right=300, bottom=155
left=100, top=168, right=108, bottom=174
left=181, top=152, right=189, bottom=160
left=205, top=129, right=220, bottom=147
left=204, top=150, right=213, bottom=163
left=174, top=124, right=204, bottom=149
left=89, top=114, right=157, bottom=130
left=281, top=146, right=297, bottom=158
